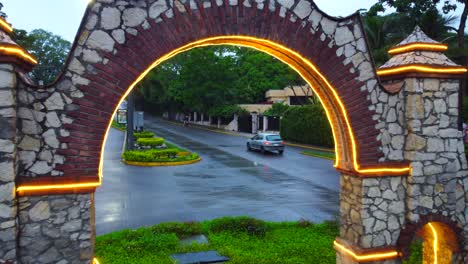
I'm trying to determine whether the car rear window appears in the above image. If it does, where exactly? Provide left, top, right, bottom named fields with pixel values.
left=266, top=135, right=282, bottom=141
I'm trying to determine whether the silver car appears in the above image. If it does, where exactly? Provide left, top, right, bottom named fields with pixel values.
left=247, top=133, right=285, bottom=155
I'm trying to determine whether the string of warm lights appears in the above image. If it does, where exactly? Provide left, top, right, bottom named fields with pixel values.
left=93, top=257, right=100, bottom=264
left=0, top=46, right=38, bottom=65
left=388, top=43, right=448, bottom=55
left=428, top=223, right=438, bottom=264
left=99, top=35, right=411, bottom=179
left=334, top=240, right=400, bottom=262
left=16, top=181, right=101, bottom=193
left=17, top=35, right=413, bottom=195
left=377, top=64, right=467, bottom=76
left=0, top=17, right=13, bottom=33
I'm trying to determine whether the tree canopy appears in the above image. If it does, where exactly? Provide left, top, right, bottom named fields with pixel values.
left=13, top=29, right=71, bottom=84
left=137, top=45, right=304, bottom=115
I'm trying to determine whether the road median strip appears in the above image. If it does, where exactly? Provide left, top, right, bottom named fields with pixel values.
left=122, top=157, right=202, bottom=167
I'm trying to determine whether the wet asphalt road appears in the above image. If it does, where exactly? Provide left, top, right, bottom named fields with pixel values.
left=95, top=117, right=340, bottom=235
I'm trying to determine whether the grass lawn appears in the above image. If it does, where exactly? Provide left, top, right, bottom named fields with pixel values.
left=301, top=149, right=335, bottom=160
left=112, top=120, right=126, bottom=131
left=95, top=217, right=339, bottom=264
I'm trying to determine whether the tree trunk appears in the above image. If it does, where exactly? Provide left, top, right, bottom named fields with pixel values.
left=458, top=1, right=468, bottom=48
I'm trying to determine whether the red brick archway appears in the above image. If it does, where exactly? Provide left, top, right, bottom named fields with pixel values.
left=29, top=0, right=410, bottom=192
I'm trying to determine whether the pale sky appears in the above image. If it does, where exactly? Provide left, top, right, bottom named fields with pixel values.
left=2, top=0, right=464, bottom=42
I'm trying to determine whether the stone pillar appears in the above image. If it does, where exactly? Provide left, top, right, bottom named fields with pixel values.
left=263, top=116, right=268, bottom=132
left=194, top=112, right=197, bottom=123
left=337, top=175, right=404, bottom=264
left=251, top=113, right=258, bottom=134
left=0, top=64, right=19, bottom=262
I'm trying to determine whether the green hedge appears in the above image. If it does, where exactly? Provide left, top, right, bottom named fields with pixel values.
left=137, top=137, right=164, bottom=147
left=122, top=149, right=179, bottom=162
left=280, top=104, right=333, bottom=147
left=134, top=131, right=155, bottom=138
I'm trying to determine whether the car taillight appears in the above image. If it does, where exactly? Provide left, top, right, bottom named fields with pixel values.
left=264, top=141, right=270, bottom=145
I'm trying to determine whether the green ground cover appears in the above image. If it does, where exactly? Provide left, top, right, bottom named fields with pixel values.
left=112, top=120, right=126, bottom=131
left=95, top=217, right=339, bottom=264
left=301, top=149, right=335, bottom=160
left=122, top=130, right=198, bottom=163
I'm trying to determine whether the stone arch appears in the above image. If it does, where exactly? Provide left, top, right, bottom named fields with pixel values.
left=397, top=214, right=463, bottom=262
left=13, top=0, right=410, bottom=188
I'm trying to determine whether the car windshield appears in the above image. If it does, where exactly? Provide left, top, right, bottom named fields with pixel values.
left=266, top=135, right=282, bottom=141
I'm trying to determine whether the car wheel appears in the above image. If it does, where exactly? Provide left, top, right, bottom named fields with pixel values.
left=278, top=150, right=284, bottom=155
left=260, top=147, right=266, bottom=154
left=247, top=143, right=252, bottom=151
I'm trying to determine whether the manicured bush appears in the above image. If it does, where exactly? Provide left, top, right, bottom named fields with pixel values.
left=134, top=131, right=155, bottom=138
left=280, top=104, right=334, bottom=147
left=137, top=137, right=164, bottom=147
left=122, top=149, right=178, bottom=162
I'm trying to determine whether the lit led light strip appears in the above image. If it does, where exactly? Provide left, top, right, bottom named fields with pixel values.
left=428, top=223, right=438, bottom=264
left=97, top=35, right=410, bottom=179
left=16, top=182, right=101, bottom=193
left=19, top=35, right=412, bottom=195
left=0, top=46, right=38, bottom=65
left=388, top=43, right=448, bottom=55
left=377, top=65, right=467, bottom=76
left=0, top=18, right=13, bottom=33
left=334, top=240, right=400, bottom=262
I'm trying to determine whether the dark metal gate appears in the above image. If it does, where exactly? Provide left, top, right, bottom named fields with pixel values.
left=238, top=115, right=252, bottom=133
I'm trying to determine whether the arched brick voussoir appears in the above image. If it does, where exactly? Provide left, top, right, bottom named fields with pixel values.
left=52, top=0, right=395, bottom=178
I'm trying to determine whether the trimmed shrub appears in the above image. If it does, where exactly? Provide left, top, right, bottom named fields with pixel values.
left=137, top=137, right=164, bottom=147
left=134, top=131, right=155, bottom=138
left=122, top=149, right=178, bottom=162
left=280, top=104, right=334, bottom=147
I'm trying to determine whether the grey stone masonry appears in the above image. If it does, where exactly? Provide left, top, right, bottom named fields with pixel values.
left=18, top=193, right=94, bottom=264
left=0, top=64, right=18, bottom=263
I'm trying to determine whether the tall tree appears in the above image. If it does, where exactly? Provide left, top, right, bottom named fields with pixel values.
left=13, top=29, right=71, bottom=84
left=370, top=0, right=467, bottom=47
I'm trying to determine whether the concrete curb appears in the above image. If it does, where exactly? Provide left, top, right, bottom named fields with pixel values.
left=300, top=151, right=335, bottom=161
left=122, top=157, right=202, bottom=167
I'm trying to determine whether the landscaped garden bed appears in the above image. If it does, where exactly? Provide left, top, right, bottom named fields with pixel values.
left=122, top=130, right=201, bottom=166
left=94, top=217, right=339, bottom=264
left=94, top=216, right=423, bottom=264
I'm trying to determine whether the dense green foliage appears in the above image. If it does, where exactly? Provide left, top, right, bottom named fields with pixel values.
left=133, top=131, right=155, bottom=138
left=137, top=46, right=304, bottom=115
left=13, top=29, right=71, bottom=84
left=364, top=0, right=467, bottom=66
left=136, top=137, right=165, bottom=147
left=122, top=149, right=179, bottom=162
left=264, top=103, right=290, bottom=117
left=280, top=104, right=334, bottom=147
left=111, top=121, right=126, bottom=131
left=402, top=240, right=423, bottom=264
left=95, top=217, right=339, bottom=264
left=208, top=105, right=249, bottom=118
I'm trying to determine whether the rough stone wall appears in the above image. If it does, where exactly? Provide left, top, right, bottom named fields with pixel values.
left=0, top=64, right=18, bottom=262
left=378, top=78, right=468, bottom=261
left=340, top=175, right=406, bottom=248
left=17, top=193, right=94, bottom=264
left=16, top=80, right=75, bottom=178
